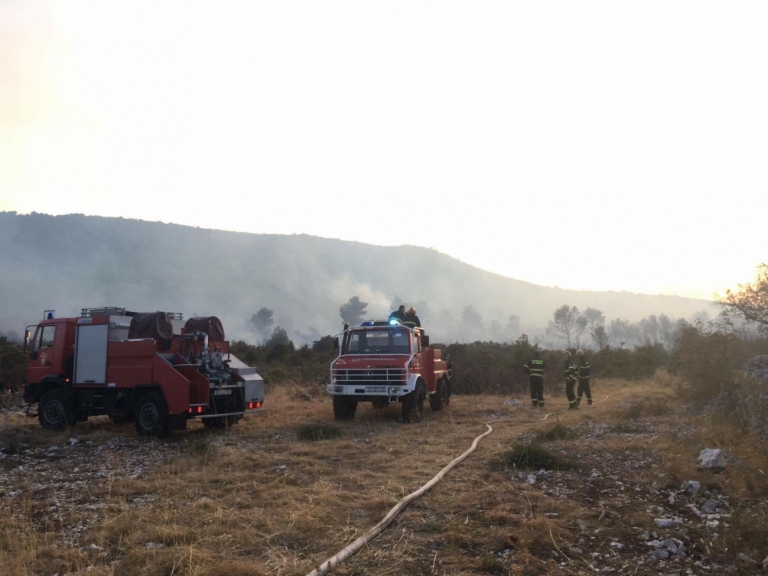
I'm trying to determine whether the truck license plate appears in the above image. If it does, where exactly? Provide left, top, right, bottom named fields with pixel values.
left=214, top=389, right=232, bottom=395
left=366, top=386, right=386, bottom=393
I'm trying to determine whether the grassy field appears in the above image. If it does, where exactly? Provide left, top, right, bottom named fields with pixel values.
left=1, top=375, right=767, bottom=575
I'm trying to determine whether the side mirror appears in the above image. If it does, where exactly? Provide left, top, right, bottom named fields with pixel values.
left=421, top=335, right=430, bottom=348
left=23, top=330, right=31, bottom=351
left=333, top=337, right=339, bottom=350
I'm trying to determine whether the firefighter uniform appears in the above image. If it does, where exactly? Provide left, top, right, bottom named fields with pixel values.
left=523, top=356, right=545, bottom=407
left=577, top=357, right=592, bottom=405
left=564, top=358, right=577, bottom=409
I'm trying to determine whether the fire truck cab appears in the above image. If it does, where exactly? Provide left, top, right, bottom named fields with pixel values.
left=327, top=320, right=451, bottom=422
left=22, top=308, right=264, bottom=436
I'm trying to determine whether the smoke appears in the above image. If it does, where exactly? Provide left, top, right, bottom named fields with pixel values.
left=0, top=212, right=717, bottom=346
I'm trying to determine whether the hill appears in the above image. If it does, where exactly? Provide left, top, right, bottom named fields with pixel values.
left=0, top=212, right=713, bottom=343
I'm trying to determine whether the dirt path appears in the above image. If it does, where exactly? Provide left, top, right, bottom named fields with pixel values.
left=1, top=377, right=766, bottom=576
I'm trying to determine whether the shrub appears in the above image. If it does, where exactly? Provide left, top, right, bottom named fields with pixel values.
left=493, top=443, right=574, bottom=471
left=480, top=555, right=504, bottom=574
left=536, top=423, right=577, bottom=442
left=296, top=424, right=342, bottom=442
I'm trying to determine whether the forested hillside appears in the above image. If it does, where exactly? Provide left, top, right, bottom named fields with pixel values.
left=0, top=212, right=713, bottom=343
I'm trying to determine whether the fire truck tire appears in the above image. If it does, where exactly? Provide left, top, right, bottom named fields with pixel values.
left=38, top=389, right=76, bottom=431
left=402, top=382, right=425, bottom=423
left=333, top=396, right=357, bottom=420
left=444, top=378, right=452, bottom=406
left=133, top=392, right=170, bottom=437
left=429, top=383, right=443, bottom=411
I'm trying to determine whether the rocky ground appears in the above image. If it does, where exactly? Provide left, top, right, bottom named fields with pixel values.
left=498, top=418, right=767, bottom=575
left=1, top=379, right=767, bottom=576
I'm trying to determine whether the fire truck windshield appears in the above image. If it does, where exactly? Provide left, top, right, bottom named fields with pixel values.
left=344, top=328, right=411, bottom=355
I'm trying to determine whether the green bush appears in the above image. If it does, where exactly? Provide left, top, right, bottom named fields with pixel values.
left=493, top=443, right=574, bottom=471
left=296, top=424, right=342, bottom=441
left=480, top=555, right=504, bottom=574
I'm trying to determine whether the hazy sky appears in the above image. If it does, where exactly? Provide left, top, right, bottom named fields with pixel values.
left=1, top=1, right=766, bottom=300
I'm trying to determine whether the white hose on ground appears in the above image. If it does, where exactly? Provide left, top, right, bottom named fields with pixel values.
left=305, top=423, right=494, bottom=576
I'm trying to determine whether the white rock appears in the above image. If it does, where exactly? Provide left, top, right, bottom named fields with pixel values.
left=697, top=448, right=730, bottom=472
left=69, top=438, right=79, bottom=446
left=681, top=480, right=701, bottom=495
left=655, top=518, right=674, bottom=528
left=527, top=474, right=537, bottom=484
left=544, top=513, right=559, bottom=518
left=701, top=501, right=721, bottom=514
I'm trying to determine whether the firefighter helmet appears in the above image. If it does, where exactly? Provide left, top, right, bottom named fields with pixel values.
left=576, top=349, right=584, bottom=356
left=563, top=350, right=571, bottom=357
left=407, top=307, right=416, bottom=314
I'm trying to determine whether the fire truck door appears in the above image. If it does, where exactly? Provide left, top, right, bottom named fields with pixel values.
left=74, top=324, right=109, bottom=385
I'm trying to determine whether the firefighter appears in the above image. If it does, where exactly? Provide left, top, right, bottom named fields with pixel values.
left=523, top=349, right=545, bottom=408
left=403, top=307, right=421, bottom=328
left=563, top=350, right=578, bottom=410
left=576, top=349, right=592, bottom=406
left=389, top=305, right=406, bottom=323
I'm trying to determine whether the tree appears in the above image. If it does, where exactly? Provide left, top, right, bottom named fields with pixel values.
left=639, top=314, right=660, bottom=344
left=507, top=315, right=521, bottom=339
left=582, top=307, right=606, bottom=350
left=658, top=314, right=676, bottom=350
left=265, top=326, right=291, bottom=348
left=340, top=296, right=368, bottom=326
left=312, top=335, right=336, bottom=352
left=390, top=295, right=406, bottom=311
left=718, top=263, right=768, bottom=326
left=546, top=305, right=587, bottom=347
left=248, top=307, right=274, bottom=342
left=592, top=325, right=610, bottom=350
left=461, top=305, right=483, bottom=327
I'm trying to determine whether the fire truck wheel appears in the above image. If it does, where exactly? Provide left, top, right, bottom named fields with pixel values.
left=429, top=383, right=443, bottom=411
left=402, top=383, right=425, bottom=423
left=444, top=378, right=452, bottom=406
left=38, top=389, right=75, bottom=431
left=133, top=392, right=169, bottom=437
left=333, top=396, right=357, bottom=420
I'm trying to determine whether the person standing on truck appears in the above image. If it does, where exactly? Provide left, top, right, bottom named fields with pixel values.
left=403, top=307, right=421, bottom=328
left=575, top=349, right=592, bottom=406
left=563, top=350, right=578, bottom=410
left=523, top=349, right=545, bottom=408
left=389, top=305, right=407, bottom=323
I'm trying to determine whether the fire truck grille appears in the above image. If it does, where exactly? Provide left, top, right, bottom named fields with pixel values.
left=333, top=368, right=406, bottom=384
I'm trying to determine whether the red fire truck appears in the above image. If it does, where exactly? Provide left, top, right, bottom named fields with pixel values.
left=22, top=308, right=264, bottom=436
left=327, top=320, right=451, bottom=422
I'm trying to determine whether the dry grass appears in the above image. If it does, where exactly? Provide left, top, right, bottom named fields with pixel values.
left=1, top=375, right=767, bottom=575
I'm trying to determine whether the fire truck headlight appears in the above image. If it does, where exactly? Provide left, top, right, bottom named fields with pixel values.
left=388, top=386, right=401, bottom=394
left=333, top=386, right=343, bottom=393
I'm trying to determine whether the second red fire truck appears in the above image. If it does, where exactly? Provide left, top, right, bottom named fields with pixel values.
left=327, top=320, right=451, bottom=422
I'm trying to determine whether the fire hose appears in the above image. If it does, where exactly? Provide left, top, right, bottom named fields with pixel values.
left=305, top=393, right=615, bottom=575
left=305, top=423, right=494, bottom=576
